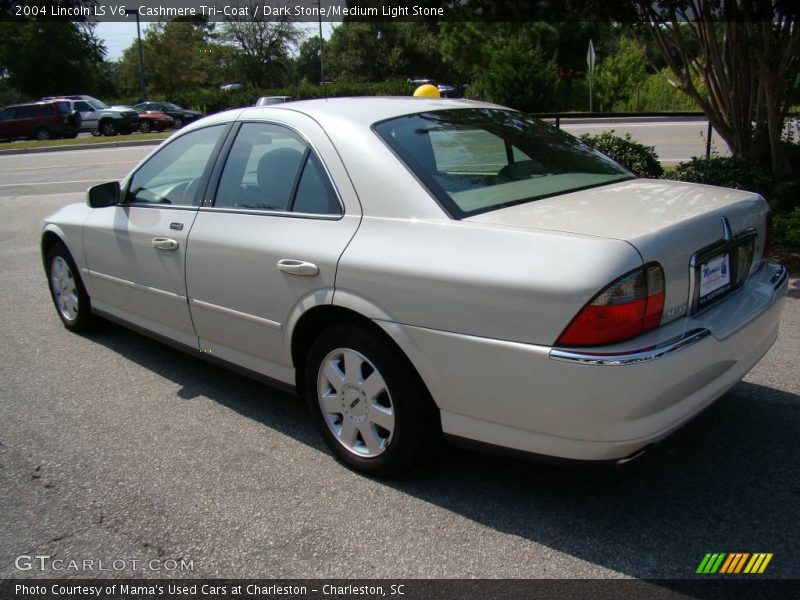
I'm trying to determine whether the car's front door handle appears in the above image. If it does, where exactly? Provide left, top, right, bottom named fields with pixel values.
left=152, top=237, right=179, bottom=251
left=277, top=259, right=319, bottom=277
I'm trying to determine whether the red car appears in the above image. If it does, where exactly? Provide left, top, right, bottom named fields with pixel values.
left=137, top=111, right=174, bottom=133
left=0, top=100, right=80, bottom=141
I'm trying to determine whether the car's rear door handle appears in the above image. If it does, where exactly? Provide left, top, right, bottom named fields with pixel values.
left=277, top=259, right=319, bottom=276
left=152, top=237, right=179, bottom=251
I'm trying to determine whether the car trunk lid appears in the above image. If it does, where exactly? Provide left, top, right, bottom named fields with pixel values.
left=467, top=178, right=769, bottom=326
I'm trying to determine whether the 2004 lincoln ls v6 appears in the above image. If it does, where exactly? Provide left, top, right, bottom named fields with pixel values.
left=41, top=98, right=788, bottom=474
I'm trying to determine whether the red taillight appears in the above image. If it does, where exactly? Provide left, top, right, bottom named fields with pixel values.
left=556, top=264, right=665, bottom=347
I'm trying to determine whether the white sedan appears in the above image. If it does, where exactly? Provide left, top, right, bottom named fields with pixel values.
left=41, top=98, right=788, bottom=474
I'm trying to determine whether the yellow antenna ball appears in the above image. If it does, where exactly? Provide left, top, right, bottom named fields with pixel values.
left=413, top=84, right=441, bottom=98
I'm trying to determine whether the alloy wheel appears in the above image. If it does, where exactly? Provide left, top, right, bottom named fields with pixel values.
left=317, top=348, right=395, bottom=457
left=50, top=256, right=79, bottom=322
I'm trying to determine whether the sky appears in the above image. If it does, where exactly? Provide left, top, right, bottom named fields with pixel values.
left=95, top=21, right=335, bottom=61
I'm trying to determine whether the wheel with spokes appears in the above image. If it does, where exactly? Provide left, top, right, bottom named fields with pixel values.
left=46, top=242, right=95, bottom=332
left=306, top=324, right=438, bottom=475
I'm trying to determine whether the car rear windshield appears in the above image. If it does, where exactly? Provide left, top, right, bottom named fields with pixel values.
left=373, top=108, right=634, bottom=218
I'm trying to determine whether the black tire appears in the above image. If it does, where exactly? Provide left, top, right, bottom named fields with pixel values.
left=173, top=117, right=183, bottom=129
left=305, top=323, right=439, bottom=475
left=35, top=127, right=51, bottom=141
left=100, top=119, right=117, bottom=136
left=45, top=242, right=96, bottom=332
left=140, top=120, right=152, bottom=133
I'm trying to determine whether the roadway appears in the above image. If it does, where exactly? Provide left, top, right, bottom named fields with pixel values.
left=0, top=142, right=798, bottom=581
left=559, top=118, right=731, bottom=164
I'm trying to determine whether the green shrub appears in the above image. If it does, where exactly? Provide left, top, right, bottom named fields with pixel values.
left=670, top=156, right=773, bottom=196
left=579, top=130, right=664, bottom=178
left=774, top=209, right=800, bottom=247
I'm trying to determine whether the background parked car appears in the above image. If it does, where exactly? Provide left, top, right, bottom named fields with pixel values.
left=0, top=100, right=80, bottom=141
left=136, top=111, right=174, bottom=133
left=255, top=96, right=293, bottom=107
left=43, top=96, right=139, bottom=136
left=133, top=102, right=203, bottom=129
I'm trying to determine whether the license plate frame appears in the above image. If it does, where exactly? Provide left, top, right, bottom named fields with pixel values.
left=697, top=252, right=732, bottom=310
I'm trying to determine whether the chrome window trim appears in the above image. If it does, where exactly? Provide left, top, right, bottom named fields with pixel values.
left=549, top=328, right=712, bottom=366
left=198, top=206, right=342, bottom=221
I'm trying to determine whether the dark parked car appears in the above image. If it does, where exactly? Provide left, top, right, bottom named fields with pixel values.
left=0, top=100, right=80, bottom=141
left=132, top=102, right=202, bottom=129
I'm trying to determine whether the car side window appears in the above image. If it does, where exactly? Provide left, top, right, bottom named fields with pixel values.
left=292, top=153, right=341, bottom=215
left=15, top=106, right=34, bottom=119
left=0, top=109, right=13, bottom=121
left=74, top=101, right=91, bottom=112
left=215, top=123, right=307, bottom=212
left=126, top=125, right=225, bottom=207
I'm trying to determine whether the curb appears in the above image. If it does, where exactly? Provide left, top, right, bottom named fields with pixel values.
left=0, top=138, right=165, bottom=157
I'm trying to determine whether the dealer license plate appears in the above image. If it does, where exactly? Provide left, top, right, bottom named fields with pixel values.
left=698, top=253, right=731, bottom=308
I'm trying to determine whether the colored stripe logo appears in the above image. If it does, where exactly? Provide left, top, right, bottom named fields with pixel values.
left=696, top=553, right=773, bottom=574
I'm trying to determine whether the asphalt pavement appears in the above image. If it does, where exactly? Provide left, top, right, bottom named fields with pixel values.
left=559, top=119, right=731, bottom=164
left=0, top=149, right=798, bottom=580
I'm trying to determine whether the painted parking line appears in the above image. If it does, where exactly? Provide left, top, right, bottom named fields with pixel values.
left=0, top=160, right=137, bottom=173
left=0, top=178, right=112, bottom=188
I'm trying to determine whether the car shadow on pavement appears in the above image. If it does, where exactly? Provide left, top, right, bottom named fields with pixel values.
left=87, top=321, right=800, bottom=582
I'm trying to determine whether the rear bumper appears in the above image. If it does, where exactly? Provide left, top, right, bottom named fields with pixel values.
left=378, top=262, right=787, bottom=461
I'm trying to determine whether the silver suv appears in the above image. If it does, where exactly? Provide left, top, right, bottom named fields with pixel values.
left=41, top=95, right=139, bottom=136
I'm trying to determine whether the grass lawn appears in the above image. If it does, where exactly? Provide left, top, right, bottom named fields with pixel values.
left=1, top=132, right=170, bottom=151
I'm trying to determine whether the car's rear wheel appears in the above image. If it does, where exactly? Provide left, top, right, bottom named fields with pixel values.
left=100, top=120, right=117, bottom=136
left=173, top=117, right=183, bottom=129
left=305, top=324, right=438, bottom=475
left=35, top=127, right=51, bottom=141
left=140, top=120, right=152, bottom=133
left=46, top=242, right=95, bottom=332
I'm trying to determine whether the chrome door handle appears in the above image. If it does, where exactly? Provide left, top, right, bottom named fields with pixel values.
left=152, top=237, right=179, bottom=251
left=277, top=259, right=319, bottom=276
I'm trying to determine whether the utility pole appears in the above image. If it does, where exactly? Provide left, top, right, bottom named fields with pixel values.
left=587, top=39, right=596, bottom=112
left=318, top=0, right=324, bottom=85
left=126, top=9, right=147, bottom=101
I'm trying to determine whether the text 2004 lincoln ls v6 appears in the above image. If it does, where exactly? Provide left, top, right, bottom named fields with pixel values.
left=41, top=98, right=788, bottom=474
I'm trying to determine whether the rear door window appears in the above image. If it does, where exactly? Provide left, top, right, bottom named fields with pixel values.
left=214, top=122, right=341, bottom=215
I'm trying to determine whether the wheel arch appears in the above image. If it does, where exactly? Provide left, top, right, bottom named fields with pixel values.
left=40, top=227, right=68, bottom=271
left=290, top=305, right=438, bottom=417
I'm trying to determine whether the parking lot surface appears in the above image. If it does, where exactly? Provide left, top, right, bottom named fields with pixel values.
left=1, top=148, right=798, bottom=579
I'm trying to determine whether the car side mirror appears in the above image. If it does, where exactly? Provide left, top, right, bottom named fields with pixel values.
left=87, top=181, right=120, bottom=208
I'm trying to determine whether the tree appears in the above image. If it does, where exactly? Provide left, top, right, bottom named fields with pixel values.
left=294, top=36, right=324, bottom=84
left=632, top=1, right=800, bottom=175
left=471, top=34, right=562, bottom=112
left=0, top=21, right=107, bottom=98
left=219, top=0, right=304, bottom=88
left=594, top=35, right=649, bottom=111
left=118, top=20, right=217, bottom=99
left=324, top=21, right=443, bottom=82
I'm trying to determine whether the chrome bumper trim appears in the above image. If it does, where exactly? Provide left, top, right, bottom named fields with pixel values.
left=549, top=328, right=712, bottom=366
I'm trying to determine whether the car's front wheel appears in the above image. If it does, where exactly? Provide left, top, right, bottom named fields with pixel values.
left=100, top=120, right=117, bottom=136
left=140, top=120, right=152, bottom=133
left=305, top=324, right=438, bottom=475
left=46, top=243, right=95, bottom=332
left=35, top=127, right=51, bottom=141
left=173, top=117, right=183, bottom=129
